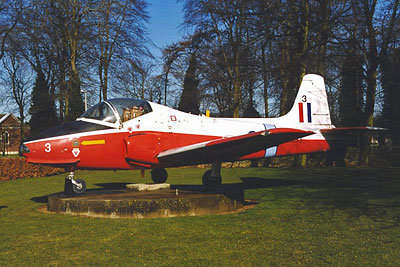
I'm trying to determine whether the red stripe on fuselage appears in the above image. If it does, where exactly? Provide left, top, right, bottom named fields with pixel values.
left=23, top=131, right=331, bottom=170
left=239, top=139, right=330, bottom=160
left=275, top=139, right=330, bottom=156
left=298, top=103, right=304, bottom=123
left=79, top=131, right=218, bottom=169
left=23, top=131, right=219, bottom=170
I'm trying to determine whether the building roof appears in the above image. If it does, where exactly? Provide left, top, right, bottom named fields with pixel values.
left=0, top=113, right=21, bottom=125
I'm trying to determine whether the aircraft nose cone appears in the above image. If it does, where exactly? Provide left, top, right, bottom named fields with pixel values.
left=19, top=143, right=30, bottom=156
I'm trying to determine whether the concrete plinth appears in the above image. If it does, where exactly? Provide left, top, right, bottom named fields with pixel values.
left=47, top=188, right=244, bottom=218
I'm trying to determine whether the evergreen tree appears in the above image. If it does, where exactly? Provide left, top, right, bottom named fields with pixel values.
left=338, top=51, right=364, bottom=126
left=382, top=48, right=400, bottom=145
left=331, top=50, right=364, bottom=166
left=178, top=53, right=200, bottom=114
left=29, top=71, right=58, bottom=136
left=66, top=77, right=85, bottom=121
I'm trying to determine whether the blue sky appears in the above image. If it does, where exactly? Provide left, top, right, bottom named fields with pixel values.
left=147, top=0, right=185, bottom=59
left=0, top=1, right=186, bottom=114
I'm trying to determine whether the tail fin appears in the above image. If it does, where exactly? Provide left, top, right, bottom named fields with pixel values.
left=284, top=74, right=332, bottom=128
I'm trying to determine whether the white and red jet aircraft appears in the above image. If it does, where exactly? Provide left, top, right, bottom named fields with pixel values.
left=20, top=74, right=344, bottom=194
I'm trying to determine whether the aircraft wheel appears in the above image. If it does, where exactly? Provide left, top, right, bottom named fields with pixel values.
left=72, top=179, right=87, bottom=195
left=202, top=170, right=222, bottom=187
left=151, top=168, right=168, bottom=183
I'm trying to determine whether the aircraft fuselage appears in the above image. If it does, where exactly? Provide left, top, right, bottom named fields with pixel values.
left=21, top=98, right=329, bottom=170
left=20, top=74, right=334, bottom=193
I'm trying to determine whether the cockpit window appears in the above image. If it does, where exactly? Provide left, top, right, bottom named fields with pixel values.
left=107, top=98, right=152, bottom=122
left=80, top=102, right=117, bottom=123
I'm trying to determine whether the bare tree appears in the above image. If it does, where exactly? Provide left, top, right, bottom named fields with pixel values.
left=95, top=0, right=149, bottom=102
left=0, top=0, right=21, bottom=60
left=181, top=0, right=257, bottom=117
left=0, top=49, right=31, bottom=141
left=343, top=0, right=399, bottom=165
left=113, top=59, right=156, bottom=100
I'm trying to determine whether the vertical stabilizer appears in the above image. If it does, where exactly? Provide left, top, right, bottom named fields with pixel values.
left=284, top=74, right=332, bottom=128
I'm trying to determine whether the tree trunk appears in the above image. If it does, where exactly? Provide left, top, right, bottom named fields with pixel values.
left=261, top=46, right=269, bottom=117
left=358, top=0, right=378, bottom=166
left=233, top=62, right=241, bottom=118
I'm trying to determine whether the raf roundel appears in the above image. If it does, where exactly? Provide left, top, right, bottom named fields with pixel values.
left=72, top=139, right=80, bottom=147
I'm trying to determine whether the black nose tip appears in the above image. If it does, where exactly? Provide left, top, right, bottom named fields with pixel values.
left=19, top=143, right=30, bottom=155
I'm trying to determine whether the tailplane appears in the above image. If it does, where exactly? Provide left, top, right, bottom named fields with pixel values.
left=284, top=74, right=332, bottom=129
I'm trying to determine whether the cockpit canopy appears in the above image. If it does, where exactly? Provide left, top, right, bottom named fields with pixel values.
left=80, top=98, right=152, bottom=124
left=80, top=102, right=117, bottom=123
left=24, top=98, right=153, bottom=142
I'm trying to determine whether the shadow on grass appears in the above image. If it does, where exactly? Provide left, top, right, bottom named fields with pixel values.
left=263, top=168, right=400, bottom=225
left=30, top=183, right=132, bottom=203
left=170, top=178, right=304, bottom=206
left=29, top=168, right=400, bottom=223
left=31, top=196, right=48, bottom=203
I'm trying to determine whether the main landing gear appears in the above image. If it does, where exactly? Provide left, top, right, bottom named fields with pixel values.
left=64, top=168, right=87, bottom=195
left=150, top=162, right=222, bottom=187
left=151, top=168, right=168, bottom=183
left=202, top=161, right=222, bottom=187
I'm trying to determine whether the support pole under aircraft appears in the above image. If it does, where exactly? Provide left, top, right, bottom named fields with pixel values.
left=202, top=161, right=222, bottom=186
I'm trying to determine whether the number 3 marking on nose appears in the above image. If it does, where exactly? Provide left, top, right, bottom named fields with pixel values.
left=45, top=143, right=51, bottom=152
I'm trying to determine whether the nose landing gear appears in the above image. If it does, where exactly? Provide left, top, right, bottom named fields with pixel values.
left=64, top=169, right=87, bottom=195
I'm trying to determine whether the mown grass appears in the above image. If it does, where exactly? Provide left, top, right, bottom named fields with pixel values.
left=1, top=166, right=400, bottom=266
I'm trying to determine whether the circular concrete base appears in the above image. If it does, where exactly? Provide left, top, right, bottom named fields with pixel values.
left=47, top=188, right=245, bottom=218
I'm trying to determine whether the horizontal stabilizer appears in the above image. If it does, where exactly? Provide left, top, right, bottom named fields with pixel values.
left=321, top=126, right=387, bottom=138
left=321, top=127, right=388, bottom=146
left=157, top=128, right=314, bottom=166
left=321, top=126, right=387, bottom=132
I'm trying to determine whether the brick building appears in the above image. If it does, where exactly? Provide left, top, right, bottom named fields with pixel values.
left=0, top=113, right=29, bottom=155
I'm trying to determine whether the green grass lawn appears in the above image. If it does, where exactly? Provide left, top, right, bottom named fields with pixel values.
left=1, top=166, right=400, bottom=266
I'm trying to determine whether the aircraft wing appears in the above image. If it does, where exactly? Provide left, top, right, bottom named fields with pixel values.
left=157, top=128, right=314, bottom=166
